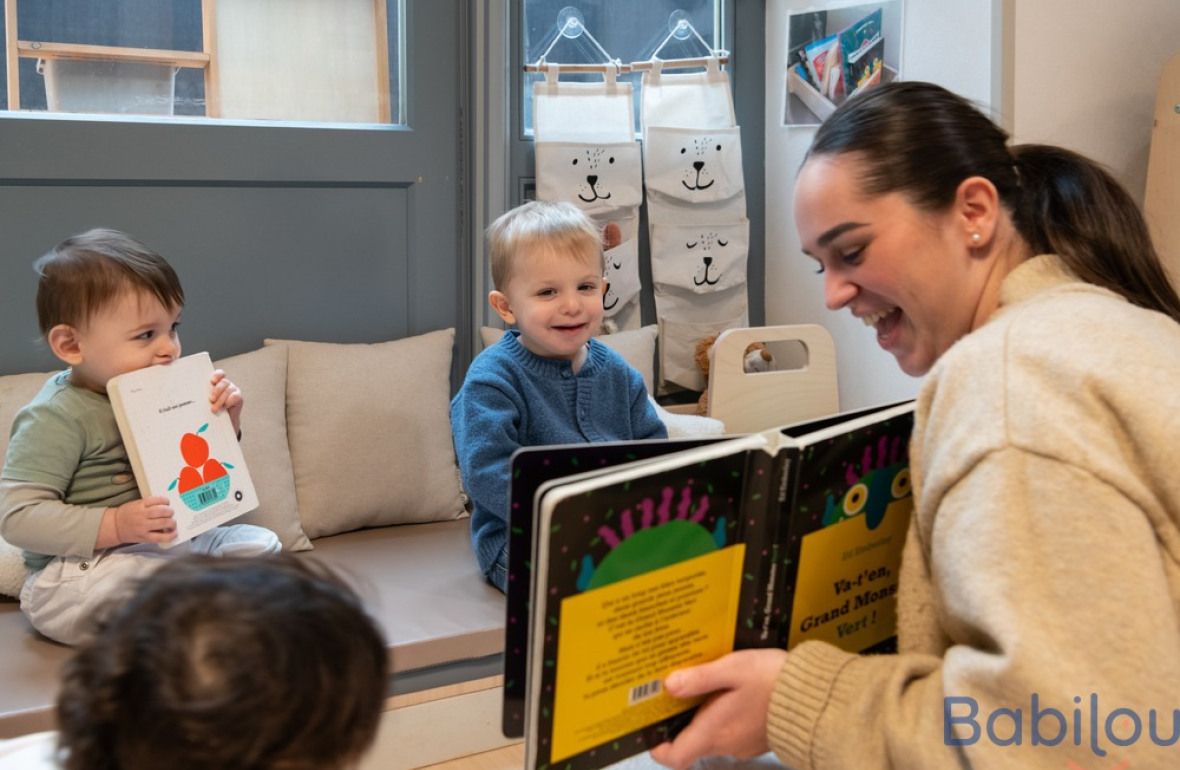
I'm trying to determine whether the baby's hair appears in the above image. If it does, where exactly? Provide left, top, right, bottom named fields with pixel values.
left=487, top=200, right=603, bottom=291
left=56, top=554, right=389, bottom=770
left=34, top=228, right=185, bottom=335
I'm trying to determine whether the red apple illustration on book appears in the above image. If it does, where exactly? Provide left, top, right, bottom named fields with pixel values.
left=167, top=423, right=234, bottom=510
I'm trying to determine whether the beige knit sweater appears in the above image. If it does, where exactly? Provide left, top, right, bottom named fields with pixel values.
left=767, top=255, right=1180, bottom=769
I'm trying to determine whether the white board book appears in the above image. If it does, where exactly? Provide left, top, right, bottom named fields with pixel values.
left=107, top=352, right=258, bottom=547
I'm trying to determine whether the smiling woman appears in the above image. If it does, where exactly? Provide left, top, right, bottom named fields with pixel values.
left=648, top=81, right=1180, bottom=770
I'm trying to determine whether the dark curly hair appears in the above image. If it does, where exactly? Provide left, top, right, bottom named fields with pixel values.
left=55, top=554, right=388, bottom=770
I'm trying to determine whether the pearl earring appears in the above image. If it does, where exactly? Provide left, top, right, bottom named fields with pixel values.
left=970, top=232, right=982, bottom=245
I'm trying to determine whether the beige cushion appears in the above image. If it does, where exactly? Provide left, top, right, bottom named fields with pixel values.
left=480, top=324, right=659, bottom=393
left=265, top=330, right=466, bottom=539
left=213, top=346, right=311, bottom=552
left=0, top=371, right=55, bottom=597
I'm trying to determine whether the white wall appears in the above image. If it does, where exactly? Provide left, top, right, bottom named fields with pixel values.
left=1005, top=0, right=1180, bottom=206
left=764, top=0, right=996, bottom=410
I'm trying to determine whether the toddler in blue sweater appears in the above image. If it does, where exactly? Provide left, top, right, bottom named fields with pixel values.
left=451, top=201, right=667, bottom=592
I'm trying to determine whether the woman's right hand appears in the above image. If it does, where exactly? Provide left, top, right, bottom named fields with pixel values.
left=649, top=648, right=788, bottom=770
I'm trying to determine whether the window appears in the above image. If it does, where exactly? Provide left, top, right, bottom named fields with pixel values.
left=1, top=0, right=405, bottom=125
left=520, top=0, right=723, bottom=136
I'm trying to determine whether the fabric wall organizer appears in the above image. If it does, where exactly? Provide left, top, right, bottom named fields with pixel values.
left=533, top=66, right=645, bottom=332
left=641, top=57, right=749, bottom=391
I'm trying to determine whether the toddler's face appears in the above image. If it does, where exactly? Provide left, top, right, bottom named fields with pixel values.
left=491, top=244, right=604, bottom=361
left=68, top=289, right=182, bottom=393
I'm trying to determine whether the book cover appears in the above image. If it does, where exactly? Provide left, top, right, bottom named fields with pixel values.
left=838, top=8, right=885, bottom=98
left=509, top=401, right=914, bottom=770
left=107, top=352, right=258, bottom=547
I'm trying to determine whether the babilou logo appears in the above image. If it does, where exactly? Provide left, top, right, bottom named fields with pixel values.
left=944, top=693, right=1179, bottom=758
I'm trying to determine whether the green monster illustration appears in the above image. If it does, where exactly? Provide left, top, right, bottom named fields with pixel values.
left=576, top=483, right=727, bottom=592
left=822, top=434, right=911, bottom=530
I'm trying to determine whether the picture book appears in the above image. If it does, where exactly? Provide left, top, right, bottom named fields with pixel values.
left=838, top=7, right=885, bottom=98
left=502, top=435, right=731, bottom=739
left=107, top=352, right=258, bottom=547
left=508, top=400, right=914, bottom=770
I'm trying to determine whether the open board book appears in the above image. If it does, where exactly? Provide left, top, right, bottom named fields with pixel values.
left=501, top=400, right=915, bottom=770
left=107, top=352, right=258, bottom=547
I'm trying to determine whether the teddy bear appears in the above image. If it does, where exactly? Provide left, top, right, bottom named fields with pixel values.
left=693, top=333, right=775, bottom=415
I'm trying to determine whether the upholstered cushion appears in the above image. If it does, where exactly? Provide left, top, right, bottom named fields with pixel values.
left=480, top=324, right=659, bottom=394
left=0, top=372, right=55, bottom=598
left=214, top=345, right=311, bottom=552
left=265, top=330, right=467, bottom=539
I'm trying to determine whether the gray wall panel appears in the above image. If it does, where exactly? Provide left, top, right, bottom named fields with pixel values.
left=0, top=184, right=414, bottom=372
left=0, top=0, right=468, bottom=378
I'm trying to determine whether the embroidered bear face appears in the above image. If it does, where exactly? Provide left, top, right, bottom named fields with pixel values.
left=644, top=126, right=744, bottom=204
left=535, top=142, right=643, bottom=212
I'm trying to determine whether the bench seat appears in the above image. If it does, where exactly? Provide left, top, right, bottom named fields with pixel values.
left=0, top=517, right=507, bottom=750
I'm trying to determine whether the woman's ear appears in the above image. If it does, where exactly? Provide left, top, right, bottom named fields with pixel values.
left=488, top=291, right=515, bottom=325
left=954, top=175, right=1001, bottom=252
left=47, top=324, right=83, bottom=366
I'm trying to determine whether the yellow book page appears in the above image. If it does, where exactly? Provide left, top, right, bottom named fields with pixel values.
left=787, top=496, right=911, bottom=650
left=550, top=544, right=745, bottom=763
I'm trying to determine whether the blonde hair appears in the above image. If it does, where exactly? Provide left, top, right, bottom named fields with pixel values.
left=487, top=201, right=603, bottom=291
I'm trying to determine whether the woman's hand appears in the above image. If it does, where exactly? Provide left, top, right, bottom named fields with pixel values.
left=650, top=648, right=788, bottom=770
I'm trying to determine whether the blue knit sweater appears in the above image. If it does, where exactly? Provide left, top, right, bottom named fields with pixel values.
left=451, top=331, right=667, bottom=582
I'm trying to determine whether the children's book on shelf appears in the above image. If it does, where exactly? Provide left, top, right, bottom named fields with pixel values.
left=838, top=7, right=885, bottom=98
left=107, top=352, right=258, bottom=547
left=503, top=400, right=915, bottom=770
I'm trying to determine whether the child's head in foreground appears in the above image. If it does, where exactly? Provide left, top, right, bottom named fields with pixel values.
left=34, top=228, right=185, bottom=392
left=55, top=554, right=389, bottom=770
left=486, top=201, right=606, bottom=361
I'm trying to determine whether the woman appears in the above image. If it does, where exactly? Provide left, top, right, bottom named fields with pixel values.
left=650, top=81, right=1180, bottom=770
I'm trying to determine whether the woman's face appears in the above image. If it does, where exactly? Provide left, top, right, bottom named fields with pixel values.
left=794, top=153, right=989, bottom=376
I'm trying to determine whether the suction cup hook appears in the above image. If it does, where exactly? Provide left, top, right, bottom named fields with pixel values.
left=668, top=10, right=693, bottom=40
left=558, top=6, right=586, bottom=39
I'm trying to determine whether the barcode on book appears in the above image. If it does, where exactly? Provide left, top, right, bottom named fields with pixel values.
left=628, top=678, right=661, bottom=705
left=197, top=488, right=220, bottom=506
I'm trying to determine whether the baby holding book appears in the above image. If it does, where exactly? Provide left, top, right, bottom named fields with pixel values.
left=0, top=228, right=280, bottom=645
left=451, top=201, right=667, bottom=592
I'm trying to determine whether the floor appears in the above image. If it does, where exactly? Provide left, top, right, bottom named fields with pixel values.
left=420, top=743, right=787, bottom=770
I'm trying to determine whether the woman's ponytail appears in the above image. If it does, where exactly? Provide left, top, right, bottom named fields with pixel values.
left=1010, top=144, right=1180, bottom=323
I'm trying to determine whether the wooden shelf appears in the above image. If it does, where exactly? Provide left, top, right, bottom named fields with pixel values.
left=16, top=40, right=210, bottom=69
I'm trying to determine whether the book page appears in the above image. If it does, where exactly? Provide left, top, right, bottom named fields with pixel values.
left=779, top=404, right=914, bottom=653
left=787, top=495, right=909, bottom=650
left=552, top=546, right=744, bottom=762
left=503, top=437, right=730, bottom=737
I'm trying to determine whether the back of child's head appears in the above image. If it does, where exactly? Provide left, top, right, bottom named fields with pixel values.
left=55, top=554, right=389, bottom=770
left=486, top=200, right=603, bottom=291
left=34, top=228, right=184, bottom=335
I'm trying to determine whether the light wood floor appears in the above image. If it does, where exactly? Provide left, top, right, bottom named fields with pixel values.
left=419, top=742, right=524, bottom=770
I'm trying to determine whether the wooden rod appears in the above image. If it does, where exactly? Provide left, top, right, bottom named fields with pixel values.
left=4, top=0, right=19, bottom=110
left=16, top=40, right=209, bottom=68
left=523, top=55, right=729, bottom=74
left=373, top=0, right=391, bottom=123
left=201, top=0, right=219, bottom=117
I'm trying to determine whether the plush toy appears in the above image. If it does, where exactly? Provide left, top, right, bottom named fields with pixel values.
left=693, top=333, right=775, bottom=415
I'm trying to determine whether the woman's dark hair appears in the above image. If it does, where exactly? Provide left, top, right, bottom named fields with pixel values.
left=805, top=81, right=1180, bottom=324
left=56, top=555, right=389, bottom=770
